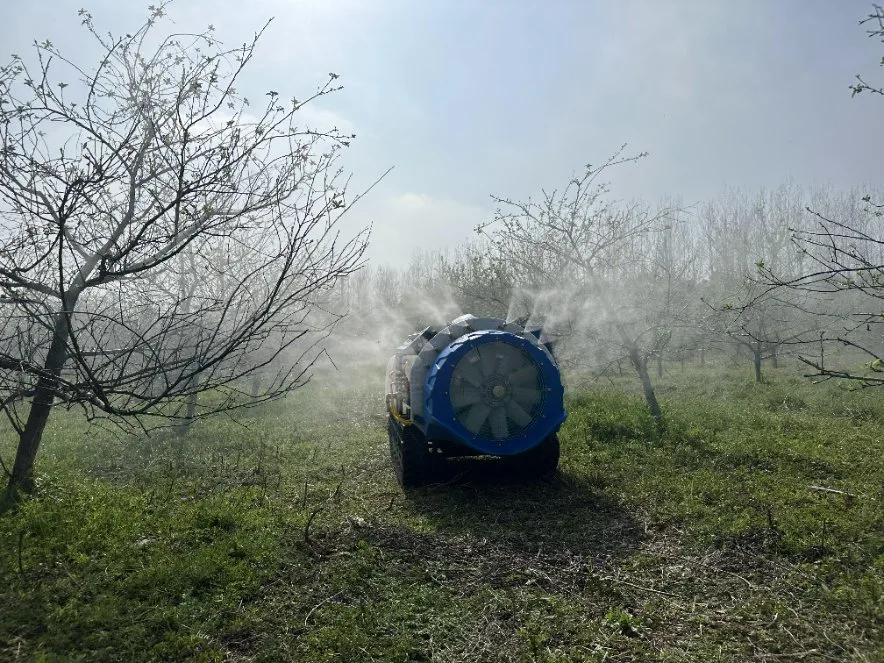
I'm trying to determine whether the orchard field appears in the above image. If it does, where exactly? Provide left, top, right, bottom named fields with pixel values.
left=1, top=361, right=881, bottom=662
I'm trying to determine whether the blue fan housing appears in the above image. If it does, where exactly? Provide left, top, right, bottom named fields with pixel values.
left=422, top=330, right=566, bottom=456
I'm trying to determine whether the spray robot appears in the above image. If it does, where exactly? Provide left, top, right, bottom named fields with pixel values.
left=385, top=314, right=566, bottom=486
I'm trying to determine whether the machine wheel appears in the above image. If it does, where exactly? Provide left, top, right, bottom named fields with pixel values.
left=388, top=416, right=433, bottom=487
left=510, top=433, right=560, bottom=476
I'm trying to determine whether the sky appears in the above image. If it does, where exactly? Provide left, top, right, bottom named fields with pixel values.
left=2, top=1, right=881, bottom=265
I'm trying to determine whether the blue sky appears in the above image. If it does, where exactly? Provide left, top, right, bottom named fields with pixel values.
left=2, top=1, right=881, bottom=264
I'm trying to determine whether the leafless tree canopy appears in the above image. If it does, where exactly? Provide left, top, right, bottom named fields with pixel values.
left=0, top=4, right=370, bottom=494
left=474, top=147, right=675, bottom=419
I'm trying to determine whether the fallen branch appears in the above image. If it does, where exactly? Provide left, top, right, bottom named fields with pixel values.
left=304, top=590, right=344, bottom=626
left=809, top=485, right=857, bottom=499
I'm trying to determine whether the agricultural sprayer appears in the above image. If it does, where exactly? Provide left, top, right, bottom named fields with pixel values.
left=385, top=314, right=566, bottom=486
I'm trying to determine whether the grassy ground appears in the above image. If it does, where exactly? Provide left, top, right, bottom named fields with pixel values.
left=0, top=362, right=882, bottom=661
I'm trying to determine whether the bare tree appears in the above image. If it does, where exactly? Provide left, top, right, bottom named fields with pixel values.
left=479, top=147, right=672, bottom=421
left=762, top=202, right=884, bottom=385
left=690, top=182, right=844, bottom=382
left=706, top=281, right=828, bottom=383
left=0, top=4, right=372, bottom=501
left=850, top=4, right=884, bottom=98
left=438, top=242, right=516, bottom=320
left=760, top=5, right=884, bottom=386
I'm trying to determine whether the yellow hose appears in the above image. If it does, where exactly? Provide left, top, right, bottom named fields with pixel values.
left=386, top=394, right=413, bottom=426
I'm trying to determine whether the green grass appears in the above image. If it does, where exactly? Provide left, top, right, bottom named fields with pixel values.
left=0, top=362, right=882, bottom=661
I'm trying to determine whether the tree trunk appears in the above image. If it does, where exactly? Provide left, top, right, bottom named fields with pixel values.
left=628, top=348, right=663, bottom=421
left=771, top=343, right=779, bottom=369
left=174, top=252, right=198, bottom=437
left=753, top=341, right=763, bottom=384
left=5, top=311, right=71, bottom=501
left=176, top=390, right=198, bottom=435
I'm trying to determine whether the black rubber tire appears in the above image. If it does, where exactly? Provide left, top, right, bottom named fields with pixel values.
left=388, top=416, right=433, bottom=487
left=510, top=433, right=560, bottom=476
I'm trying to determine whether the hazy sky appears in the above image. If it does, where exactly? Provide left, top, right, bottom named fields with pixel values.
left=2, top=1, right=881, bottom=264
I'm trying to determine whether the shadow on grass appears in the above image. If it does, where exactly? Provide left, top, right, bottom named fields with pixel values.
left=398, top=457, right=643, bottom=560
left=326, top=458, right=644, bottom=601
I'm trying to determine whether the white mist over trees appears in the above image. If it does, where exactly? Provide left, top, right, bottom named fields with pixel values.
left=0, top=5, right=369, bottom=500
left=333, top=176, right=882, bottom=421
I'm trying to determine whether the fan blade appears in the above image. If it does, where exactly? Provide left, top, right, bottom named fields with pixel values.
left=463, top=403, right=492, bottom=434
left=512, top=387, right=541, bottom=406
left=478, top=347, right=497, bottom=377
left=508, top=363, right=538, bottom=386
left=496, top=344, right=521, bottom=375
left=456, top=353, right=484, bottom=387
left=451, top=386, right=482, bottom=408
left=505, top=399, right=533, bottom=428
left=489, top=406, right=509, bottom=439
